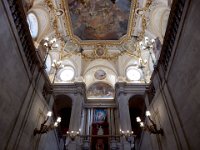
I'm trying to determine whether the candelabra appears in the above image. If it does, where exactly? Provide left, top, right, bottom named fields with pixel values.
left=51, top=59, right=64, bottom=84
left=42, top=37, right=58, bottom=69
left=136, top=111, right=163, bottom=135
left=139, top=36, right=156, bottom=66
left=137, top=57, right=148, bottom=83
left=120, top=129, right=134, bottom=140
left=66, top=130, right=80, bottom=141
left=34, top=111, right=61, bottom=136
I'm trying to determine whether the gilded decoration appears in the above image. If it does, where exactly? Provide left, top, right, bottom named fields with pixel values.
left=43, top=0, right=153, bottom=60
left=81, top=45, right=125, bottom=60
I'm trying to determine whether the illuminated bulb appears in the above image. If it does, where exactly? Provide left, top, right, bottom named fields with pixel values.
left=54, top=122, right=58, bottom=127
left=131, top=131, right=134, bottom=134
left=136, top=117, right=141, bottom=122
left=146, top=111, right=151, bottom=117
left=54, top=43, right=59, bottom=48
left=52, top=38, right=56, bottom=42
left=44, top=42, right=48, bottom=47
left=151, top=39, right=155, bottom=43
left=77, top=131, right=79, bottom=134
left=71, top=131, right=74, bottom=133
left=142, top=45, right=146, bottom=50
left=140, top=122, right=144, bottom=127
left=144, top=59, right=148, bottom=64
left=57, top=61, right=62, bottom=65
left=127, top=130, right=129, bottom=133
left=79, top=128, right=81, bottom=132
left=44, top=37, right=49, bottom=41
left=51, top=63, right=55, bottom=67
left=56, top=117, right=61, bottom=123
left=47, top=111, right=52, bottom=117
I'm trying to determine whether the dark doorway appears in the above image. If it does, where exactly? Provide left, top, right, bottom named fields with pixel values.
left=129, top=95, right=146, bottom=137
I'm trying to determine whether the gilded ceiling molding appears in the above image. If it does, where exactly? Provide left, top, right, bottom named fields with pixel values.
left=44, top=0, right=61, bottom=38
left=137, top=0, right=152, bottom=41
left=81, top=45, right=125, bottom=60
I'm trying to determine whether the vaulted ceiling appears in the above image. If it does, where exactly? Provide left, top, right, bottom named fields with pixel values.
left=24, top=0, right=172, bottom=99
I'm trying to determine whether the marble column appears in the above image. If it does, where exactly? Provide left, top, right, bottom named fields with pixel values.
left=69, top=93, right=83, bottom=131
left=117, top=93, right=132, bottom=131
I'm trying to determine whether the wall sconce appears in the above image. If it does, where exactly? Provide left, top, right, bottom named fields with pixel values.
left=66, top=130, right=80, bottom=141
left=33, top=111, right=61, bottom=136
left=120, top=129, right=134, bottom=140
left=136, top=111, right=163, bottom=135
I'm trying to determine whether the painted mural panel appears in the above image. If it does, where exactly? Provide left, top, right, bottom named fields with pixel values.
left=67, top=0, right=131, bottom=40
left=87, top=82, right=114, bottom=99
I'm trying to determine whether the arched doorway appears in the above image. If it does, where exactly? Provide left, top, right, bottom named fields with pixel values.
left=129, top=95, right=146, bottom=137
left=53, top=95, right=72, bottom=136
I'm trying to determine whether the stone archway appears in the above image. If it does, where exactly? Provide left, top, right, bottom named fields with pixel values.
left=53, top=95, right=72, bottom=135
left=129, top=95, right=146, bottom=136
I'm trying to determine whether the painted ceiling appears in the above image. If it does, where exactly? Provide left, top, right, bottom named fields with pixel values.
left=67, top=0, right=131, bottom=40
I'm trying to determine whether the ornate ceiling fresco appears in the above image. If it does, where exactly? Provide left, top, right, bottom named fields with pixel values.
left=67, top=0, right=131, bottom=40
left=25, top=0, right=172, bottom=99
left=63, top=0, right=136, bottom=45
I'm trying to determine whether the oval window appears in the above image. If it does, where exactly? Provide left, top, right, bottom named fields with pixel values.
left=126, top=66, right=141, bottom=81
left=27, top=13, right=39, bottom=38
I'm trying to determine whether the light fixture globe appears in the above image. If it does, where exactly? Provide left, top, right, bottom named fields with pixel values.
left=58, top=66, right=75, bottom=82
left=126, top=66, right=141, bottom=81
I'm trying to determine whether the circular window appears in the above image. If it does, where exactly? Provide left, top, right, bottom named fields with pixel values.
left=27, top=13, right=39, bottom=38
left=126, top=66, right=141, bottom=81
left=58, top=66, right=75, bottom=82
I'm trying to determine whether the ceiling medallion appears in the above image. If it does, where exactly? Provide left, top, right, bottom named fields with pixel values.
left=81, top=45, right=123, bottom=60
left=94, top=70, right=107, bottom=80
left=95, top=45, right=106, bottom=57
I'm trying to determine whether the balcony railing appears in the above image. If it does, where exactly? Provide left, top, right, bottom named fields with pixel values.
left=159, top=0, right=186, bottom=74
left=7, top=0, right=39, bottom=73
